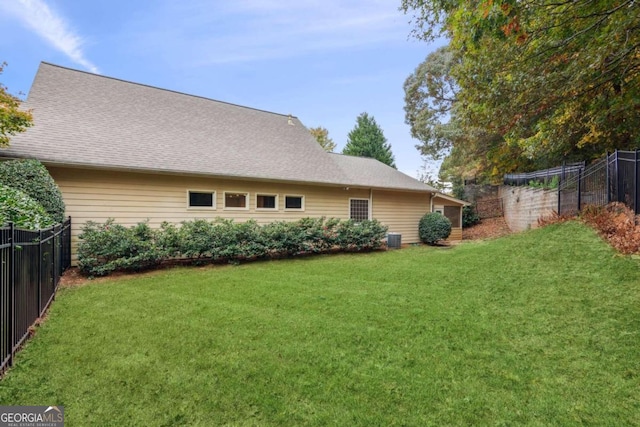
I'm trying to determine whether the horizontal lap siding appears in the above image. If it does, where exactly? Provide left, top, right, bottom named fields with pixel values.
left=48, top=167, right=369, bottom=264
left=372, top=190, right=430, bottom=244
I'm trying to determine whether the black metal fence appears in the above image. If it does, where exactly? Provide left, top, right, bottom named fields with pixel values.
left=1, top=218, right=71, bottom=373
left=558, top=150, right=640, bottom=215
left=504, top=162, right=585, bottom=186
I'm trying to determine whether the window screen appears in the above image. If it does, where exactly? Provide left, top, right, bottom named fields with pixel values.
left=444, top=206, right=461, bottom=227
left=257, top=195, right=276, bottom=209
left=189, top=191, right=214, bottom=208
left=285, top=196, right=303, bottom=210
left=350, top=199, right=369, bottom=222
left=225, top=193, right=247, bottom=208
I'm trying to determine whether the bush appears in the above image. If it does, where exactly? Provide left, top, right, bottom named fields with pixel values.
left=0, top=184, right=55, bottom=229
left=462, top=205, right=480, bottom=228
left=77, top=217, right=389, bottom=276
left=419, top=213, right=452, bottom=245
left=0, top=159, right=65, bottom=223
left=77, top=219, right=163, bottom=276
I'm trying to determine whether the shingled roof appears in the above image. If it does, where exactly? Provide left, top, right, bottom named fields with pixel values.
left=2, top=62, right=434, bottom=193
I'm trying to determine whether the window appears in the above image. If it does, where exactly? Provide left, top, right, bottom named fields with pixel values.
left=285, top=195, right=304, bottom=210
left=257, top=194, right=277, bottom=210
left=350, top=199, right=369, bottom=222
left=224, top=192, right=248, bottom=209
left=444, top=206, right=461, bottom=228
left=188, top=191, right=215, bottom=209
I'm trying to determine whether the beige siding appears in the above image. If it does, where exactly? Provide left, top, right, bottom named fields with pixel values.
left=447, top=228, right=463, bottom=241
left=372, top=190, right=430, bottom=244
left=49, top=167, right=371, bottom=263
left=49, top=167, right=462, bottom=264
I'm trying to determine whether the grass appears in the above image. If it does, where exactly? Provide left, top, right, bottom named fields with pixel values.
left=1, top=221, right=639, bottom=426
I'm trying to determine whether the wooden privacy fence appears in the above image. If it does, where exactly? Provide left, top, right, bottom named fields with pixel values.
left=1, top=218, right=71, bottom=374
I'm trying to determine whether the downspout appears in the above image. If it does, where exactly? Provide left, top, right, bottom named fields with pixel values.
left=369, top=188, right=373, bottom=219
left=430, top=192, right=436, bottom=213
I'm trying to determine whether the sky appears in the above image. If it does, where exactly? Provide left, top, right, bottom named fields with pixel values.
left=0, top=0, right=445, bottom=179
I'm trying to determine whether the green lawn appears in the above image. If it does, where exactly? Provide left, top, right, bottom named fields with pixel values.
left=1, top=222, right=639, bottom=426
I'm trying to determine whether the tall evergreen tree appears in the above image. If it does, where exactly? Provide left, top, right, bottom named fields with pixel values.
left=343, top=112, right=396, bottom=168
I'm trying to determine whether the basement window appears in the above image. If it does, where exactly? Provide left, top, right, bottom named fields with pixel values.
left=224, top=192, right=249, bottom=209
left=285, top=195, right=304, bottom=211
left=350, top=199, right=369, bottom=222
left=188, top=191, right=215, bottom=209
left=257, top=194, right=278, bottom=210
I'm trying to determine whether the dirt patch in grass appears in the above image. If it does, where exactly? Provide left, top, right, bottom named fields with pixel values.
left=463, top=217, right=512, bottom=240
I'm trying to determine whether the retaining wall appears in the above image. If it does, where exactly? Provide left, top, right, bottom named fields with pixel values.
left=499, top=185, right=557, bottom=232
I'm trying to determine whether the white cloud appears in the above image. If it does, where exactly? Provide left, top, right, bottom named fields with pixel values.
left=0, top=0, right=98, bottom=73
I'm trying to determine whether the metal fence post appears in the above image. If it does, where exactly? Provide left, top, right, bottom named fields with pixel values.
left=8, top=222, right=15, bottom=368
left=37, top=229, right=42, bottom=316
left=577, top=168, right=583, bottom=212
left=605, top=151, right=610, bottom=204
left=635, top=149, right=639, bottom=214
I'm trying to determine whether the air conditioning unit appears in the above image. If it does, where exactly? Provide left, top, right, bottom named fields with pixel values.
left=387, top=233, right=401, bottom=249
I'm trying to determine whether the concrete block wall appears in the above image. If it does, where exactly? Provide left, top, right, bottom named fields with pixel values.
left=499, top=186, right=557, bottom=232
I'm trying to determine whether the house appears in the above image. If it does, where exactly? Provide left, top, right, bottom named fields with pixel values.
left=1, top=63, right=467, bottom=262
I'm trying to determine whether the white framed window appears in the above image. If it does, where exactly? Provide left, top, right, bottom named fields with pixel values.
left=224, top=191, right=249, bottom=210
left=433, top=205, right=444, bottom=215
left=256, top=194, right=278, bottom=210
left=187, top=190, right=216, bottom=209
left=349, top=198, right=369, bottom=222
left=284, top=195, right=304, bottom=211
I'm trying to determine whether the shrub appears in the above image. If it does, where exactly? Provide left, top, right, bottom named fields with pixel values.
left=77, top=217, right=390, bottom=276
left=419, top=212, right=452, bottom=245
left=462, top=205, right=480, bottom=228
left=77, top=219, right=163, bottom=276
left=0, top=184, right=55, bottom=230
left=0, top=159, right=65, bottom=223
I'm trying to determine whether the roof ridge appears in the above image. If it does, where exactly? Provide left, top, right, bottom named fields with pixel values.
left=39, top=61, right=298, bottom=119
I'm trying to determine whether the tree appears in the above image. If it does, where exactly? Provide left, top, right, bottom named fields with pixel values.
left=0, top=62, right=33, bottom=147
left=343, top=112, right=396, bottom=168
left=401, top=1, right=640, bottom=179
left=309, top=126, right=336, bottom=152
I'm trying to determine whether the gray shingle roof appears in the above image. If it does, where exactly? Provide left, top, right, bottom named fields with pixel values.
left=2, top=62, right=434, bottom=193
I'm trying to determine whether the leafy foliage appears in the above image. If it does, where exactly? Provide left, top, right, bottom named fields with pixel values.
left=0, top=184, right=55, bottom=230
left=0, top=159, right=65, bottom=223
left=309, top=126, right=336, bottom=152
left=77, top=217, right=389, bottom=276
left=343, top=112, right=396, bottom=168
left=77, top=220, right=164, bottom=276
left=580, top=203, right=640, bottom=254
left=401, top=1, right=640, bottom=180
left=0, top=62, right=33, bottom=147
left=462, top=205, right=480, bottom=228
left=418, top=212, right=452, bottom=244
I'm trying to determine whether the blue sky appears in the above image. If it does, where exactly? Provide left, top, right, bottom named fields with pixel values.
left=0, top=0, right=444, bottom=178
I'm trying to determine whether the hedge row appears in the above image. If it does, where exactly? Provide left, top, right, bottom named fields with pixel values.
left=78, top=217, right=389, bottom=276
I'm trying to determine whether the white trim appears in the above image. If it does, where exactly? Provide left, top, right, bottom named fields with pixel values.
left=349, top=198, right=370, bottom=221
left=433, top=204, right=444, bottom=215
left=256, top=193, right=278, bottom=211
left=223, top=191, right=249, bottom=210
left=284, top=194, right=305, bottom=211
left=186, top=189, right=216, bottom=210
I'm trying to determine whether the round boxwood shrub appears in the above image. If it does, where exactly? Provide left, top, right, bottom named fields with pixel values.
left=0, top=184, right=55, bottom=230
left=419, top=212, right=452, bottom=245
left=0, top=159, right=65, bottom=223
